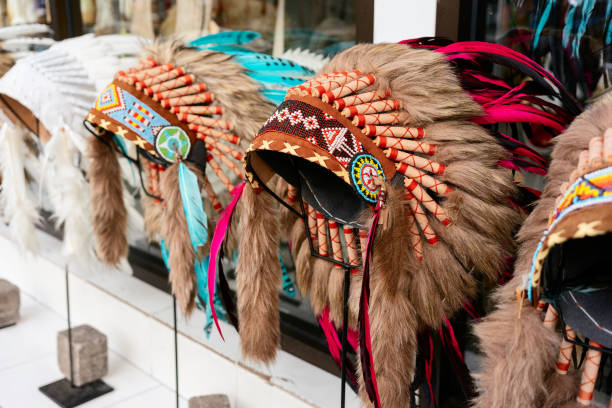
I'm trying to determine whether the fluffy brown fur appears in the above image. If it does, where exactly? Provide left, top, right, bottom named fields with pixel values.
left=142, top=193, right=163, bottom=242
left=326, top=266, right=346, bottom=324
left=309, top=257, right=332, bottom=316
left=542, top=373, right=581, bottom=408
left=472, top=303, right=560, bottom=408
left=290, top=219, right=313, bottom=297
left=160, top=162, right=205, bottom=315
left=295, top=238, right=313, bottom=297
left=472, top=93, right=612, bottom=408
left=236, top=184, right=281, bottom=363
left=88, top=136, right=127, bottom=264
left=559, top=402, right=598, bottom=408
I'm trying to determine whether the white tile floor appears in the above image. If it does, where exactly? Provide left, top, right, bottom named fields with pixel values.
left=0, top=292, right=187, bottom=408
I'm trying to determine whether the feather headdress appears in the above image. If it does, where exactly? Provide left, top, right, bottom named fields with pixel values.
left=205, top=41, right=533, bottom=406
left=84, top=39, right=290, bottom=315
left=473, top=93, right=612, bottom=408
left=0, top=34, right=143, bottom=257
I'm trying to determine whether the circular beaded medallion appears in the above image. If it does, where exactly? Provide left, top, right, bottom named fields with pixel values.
left=350, top=153, right=385, bottom=203
left=155, top=126, right=191, bottom=163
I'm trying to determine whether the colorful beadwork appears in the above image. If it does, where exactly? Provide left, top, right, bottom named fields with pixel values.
left=528, top=166, right=612, bottom=300
left=350, top=153, right=385, bottom=203
left=261, top=99, right=364, bottom=167
left=550, top=167, right=612, bottom=225
left=88, top=57, right=245, bottom=196
left=95, top=83, right=171, bottom=146
left=155, top=126, right=191, bottom=162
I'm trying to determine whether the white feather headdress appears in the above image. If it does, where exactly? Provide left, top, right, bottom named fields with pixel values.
left=0, top=34, right=147, bottom=260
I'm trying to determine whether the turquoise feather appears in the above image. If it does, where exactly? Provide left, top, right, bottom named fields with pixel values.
left=193, top=44, right=314, bottom=78
left=160, top=239, right=170, bottom=270
left=234, top=54, right=315, bottom=77
left=606, top=0, right=612, bottom=45
left=533, top=0, right=554, bottom=49
left=178, top=162, right=208, bottom=252
left=260, top=89, right=287, bottom=105
left=188, top=31, right=315, bottom=107
left=205, top=45, right=256, bottom=55
left=562, top=2, right=578, bottom=48
left=279, top=253, right=296, bottom=298
left=194, top=257, right=227, bottom=339
left=573, top=0, right=595, bottom=57
left=247, top=72, right=306, bottom=88
left=189, top=31, right=260, bottom=48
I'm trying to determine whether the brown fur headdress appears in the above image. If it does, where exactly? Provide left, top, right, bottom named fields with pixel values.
left=473, top=93, right=612, bottom=408
left=85, top=40, right=274, bottom=314
left=230, top=42, right=521, bottom=407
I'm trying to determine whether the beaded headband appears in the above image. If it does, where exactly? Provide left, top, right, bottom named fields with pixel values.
left=0, top=35, right=142, bottom=256
left=246, top=70, right=451, bottom=253
left=87, top=58, right=243, bottom=185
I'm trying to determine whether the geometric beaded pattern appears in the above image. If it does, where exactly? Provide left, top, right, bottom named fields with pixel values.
left=94, top=83, right=171, bottom=146
left=250, top=70, right=454, bottom=261
left=261, top=99, right=364, bottom=168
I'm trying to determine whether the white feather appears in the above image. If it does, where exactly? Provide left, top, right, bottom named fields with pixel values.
left=0, top=123, right=39, bottom=252
left=0, top=23, right=52, bottom=40
left=41, top=125, right=95, bottom=259
left=282, top=48, right=330, bottom=72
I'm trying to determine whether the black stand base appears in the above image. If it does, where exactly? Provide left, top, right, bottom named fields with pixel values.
left=0, top=322, right=16, bottom=330
left=39, top=378, right=113, bottom=408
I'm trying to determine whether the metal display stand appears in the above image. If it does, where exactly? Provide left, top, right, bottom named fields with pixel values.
left=39, top=266, right=113, bottom=408
left=173, top=296, right=180, bottom=408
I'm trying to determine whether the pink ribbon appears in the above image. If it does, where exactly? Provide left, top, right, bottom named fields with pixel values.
left=208, top=181, right=246, bottom=340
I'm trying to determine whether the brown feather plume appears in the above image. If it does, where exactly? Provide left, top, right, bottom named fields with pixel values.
left=321, top=43, right=520, bottom=404
left=88, top=135, right=127, bottom=264
left=142, top=193, right=163, bottom=242
left=236, top=184, right=281, bottom=363
left=289, top=219, right=312, bottom=297
left=159, top=161, right=205, bottom=315
left=472, top=93, right=612, bottom=407
left=309, top=257, right=331, bottom=316
left=326, top=266, right=346, bottom=324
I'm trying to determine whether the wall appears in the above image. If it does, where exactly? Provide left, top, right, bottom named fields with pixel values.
left=373, top=0, right=437, bottom=43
